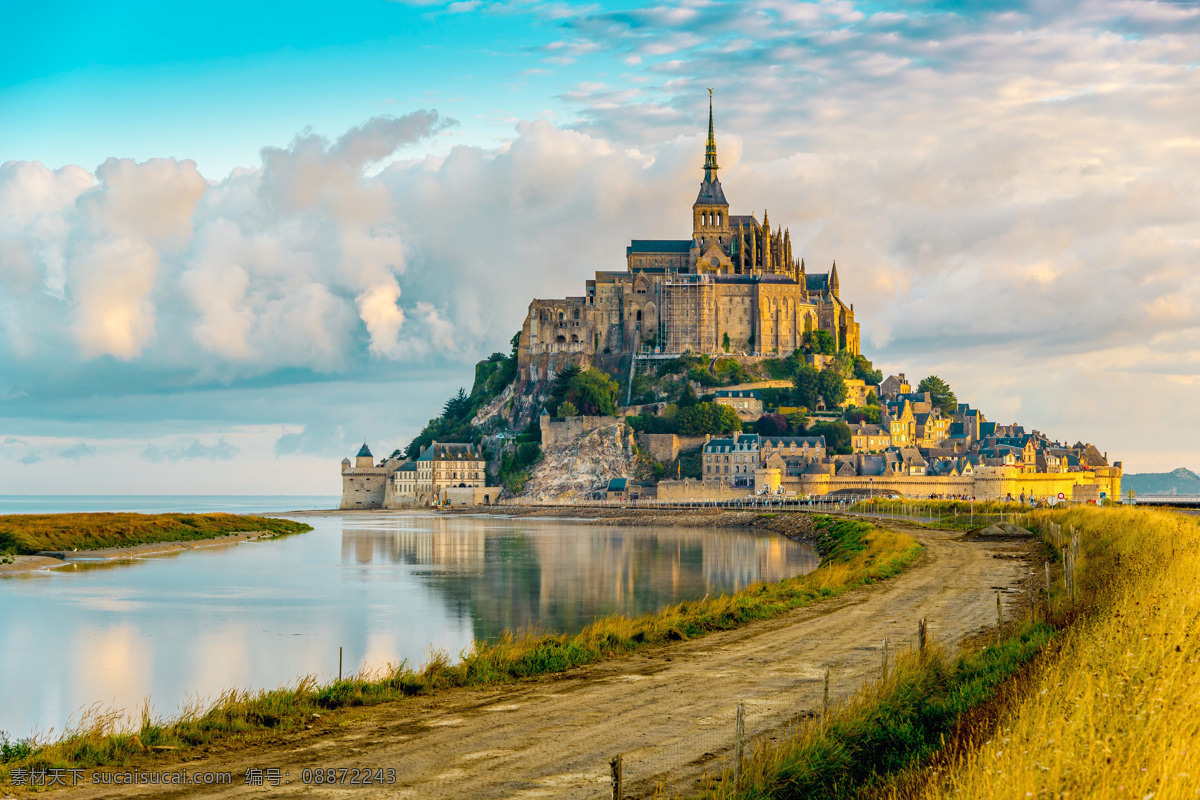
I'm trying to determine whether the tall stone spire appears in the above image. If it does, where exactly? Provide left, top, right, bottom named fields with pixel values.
left=703, top=88, right=719, bottom=182
left=693, top=88, right=728, bottom=244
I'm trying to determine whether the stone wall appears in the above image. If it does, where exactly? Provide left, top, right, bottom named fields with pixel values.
left=656, top=479, right=752, bottom=501
left=540, top=415, right=626, bottom=449
left=638, top=433, right=708, bottom=463
left=441, top=487, right=503, bottom=507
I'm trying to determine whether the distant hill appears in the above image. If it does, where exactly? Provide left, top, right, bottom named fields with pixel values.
left=1124, top=468, right=1200, bottom=496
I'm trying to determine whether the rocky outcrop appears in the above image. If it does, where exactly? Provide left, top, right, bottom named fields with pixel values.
left=520, top=421, right=637, bottom=501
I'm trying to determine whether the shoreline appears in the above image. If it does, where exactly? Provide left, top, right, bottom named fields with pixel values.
left=0, top=531, right=274, bottom=577
left=284, top=504, right=826, bottom=538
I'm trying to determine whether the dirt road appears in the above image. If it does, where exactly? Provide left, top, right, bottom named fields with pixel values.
left=56, top=523, right=1031, bottom=800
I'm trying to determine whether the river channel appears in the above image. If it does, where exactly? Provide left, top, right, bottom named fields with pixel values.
left=0, top=513, right=818, bottom=739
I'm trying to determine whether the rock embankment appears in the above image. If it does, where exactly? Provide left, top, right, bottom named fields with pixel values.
left=519, top=423, right=638, bottom=501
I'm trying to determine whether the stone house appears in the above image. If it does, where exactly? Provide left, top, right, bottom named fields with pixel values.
left=714, top=389, right=764, bottom=420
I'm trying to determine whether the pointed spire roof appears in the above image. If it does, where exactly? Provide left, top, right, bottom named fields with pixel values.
left=357, top=443, right=372, bottom=458
left=704, top=88, right=718, bottom=177
left=694, top=90, right=727, bottom=207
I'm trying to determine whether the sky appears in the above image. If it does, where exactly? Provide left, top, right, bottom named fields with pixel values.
left=1, top=0, right=1198, bottom=494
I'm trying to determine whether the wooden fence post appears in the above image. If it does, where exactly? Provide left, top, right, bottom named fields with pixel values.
left=1028, top=570, right=1035, bottom=621
left=611, top=754, right=622, bottom=800
left=996, top=589, right=1003, bottom=639
left=1045, top=561, right=1051, bottom=611
left=822, top=667, right=830, bottom=725
left=735, top=703, right=745, bottom=783
left=918, top=618, right=927, bottom=653
left=881, top=637, right=889, bottom=681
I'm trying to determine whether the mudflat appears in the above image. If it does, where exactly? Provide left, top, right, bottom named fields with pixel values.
left=52, top=520, right=1032, bottom=799
left=0, top=532, right=273, bottom=577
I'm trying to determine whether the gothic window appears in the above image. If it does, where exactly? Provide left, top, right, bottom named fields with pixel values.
left=636, top=310, right=642, bottom=322
left=717, top=212, right=723, bottom=226
left=558, top=311, right=564, bottom=321
left=573, top=309, right=580, bottom=319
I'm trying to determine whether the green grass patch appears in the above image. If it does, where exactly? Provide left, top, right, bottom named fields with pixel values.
left=691, top=621, right=1055, bottom=800
left=0, top=517, right=920, bottom=777
left=0, top=513, right=312, bottom=556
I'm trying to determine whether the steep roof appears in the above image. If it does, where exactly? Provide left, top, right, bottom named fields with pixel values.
left=695, top=177, right=728, bottom=206
left=356, top=443, right=372, bottom=458
left=627, top=239, right=692, bottom=255
left=805, top=274, right=829, bottom=292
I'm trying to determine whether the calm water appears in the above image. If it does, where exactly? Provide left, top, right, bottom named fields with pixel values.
left=0, top=496, right=339, bottom=515
left=0, top=513, right=818, bottom=738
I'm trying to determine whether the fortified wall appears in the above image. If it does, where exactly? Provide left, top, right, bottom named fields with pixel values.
left=540, top=415, right=626, bottom=449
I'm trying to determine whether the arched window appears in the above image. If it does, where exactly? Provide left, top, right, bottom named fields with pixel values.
left=570, top=334, right=579, bottom=342
left=556, top=335, right=566, bottom=343
left=636, top=310, right=643, bottom=322
left=717, top=212, right=722, bottom=226
left=573, top=309, right=580, bottom=319
left=558, top=311, right=564, bottom=321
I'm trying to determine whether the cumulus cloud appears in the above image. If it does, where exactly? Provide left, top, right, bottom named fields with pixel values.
left=141, top=438, right=240, bottom=464
left=0, top=110, right=454, bottom=385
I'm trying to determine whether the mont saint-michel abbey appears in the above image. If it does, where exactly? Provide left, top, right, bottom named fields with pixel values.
left=519, top=99, right=860, bottom=374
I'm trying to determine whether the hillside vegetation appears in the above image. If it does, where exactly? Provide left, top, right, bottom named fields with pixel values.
left=0, top=513, right=312, bottom=555
left=1123, top=466, right=1200, bottom=496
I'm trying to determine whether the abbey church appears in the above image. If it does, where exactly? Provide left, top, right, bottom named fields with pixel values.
left=518, top=96, right=860, bottom=376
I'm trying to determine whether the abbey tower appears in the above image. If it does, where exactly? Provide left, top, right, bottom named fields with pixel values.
left=517, top=94, right=859, bottom=386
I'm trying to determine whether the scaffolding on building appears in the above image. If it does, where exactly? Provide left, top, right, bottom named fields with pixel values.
left=658, top=274, right=716, bottom=355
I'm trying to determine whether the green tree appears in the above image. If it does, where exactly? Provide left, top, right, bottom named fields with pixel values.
left=918, top=375, right=958, bottom=414
left=558, top=401, right=578, bottom=417
left=853, top=355, right=883, bottom=386
left=793, top=365, right=821, bottom=409
left=784, top=411, right=809, bottom=434
left=442, top=387, right=471, bottom=421
left=544, top=365, right=581, bottom=416
left=675, top=402, right=741, bottom=435
left=565, top=368, right=619, bottom=416
left=819, top=369, right=847, bottom=407
left=811, top=329, right=837, bottom=355
left=722, top=332, right=731, bottom=353
left=677, top=383, right=699, bottom=408
left=809, top=421, right=852, bottom=455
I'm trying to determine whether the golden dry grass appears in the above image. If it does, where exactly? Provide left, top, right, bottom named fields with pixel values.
left=913, top=507, right=1200, bottom=800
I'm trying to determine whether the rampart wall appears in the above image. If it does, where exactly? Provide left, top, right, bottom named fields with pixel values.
left=540, top=415, right=627, bottom=449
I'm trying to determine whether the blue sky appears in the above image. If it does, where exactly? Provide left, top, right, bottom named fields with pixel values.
left=2, top=0, right=1199, bottom=492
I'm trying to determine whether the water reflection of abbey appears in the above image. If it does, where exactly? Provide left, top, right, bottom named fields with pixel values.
left=341, top=518, right=817, bottom=640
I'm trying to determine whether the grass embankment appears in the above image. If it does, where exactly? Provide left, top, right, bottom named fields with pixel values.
left=910, top=507, right=1200, bottom=800
left=687, top=621, right=1055, bottom=800
left=0, top=516, right=921, bottom=779
left=687, top=506, right=1200, bottom=800
left=0, top=513, right=312, bottom=556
